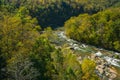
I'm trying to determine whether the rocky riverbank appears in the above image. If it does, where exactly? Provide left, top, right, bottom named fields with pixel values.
left=52, top=31, right=120, bottom=80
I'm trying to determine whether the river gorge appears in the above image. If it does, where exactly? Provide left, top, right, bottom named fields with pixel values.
left=51, top=31, right=120, bottom=80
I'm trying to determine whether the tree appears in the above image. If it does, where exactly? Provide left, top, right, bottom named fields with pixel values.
left=81, top=58, right=99, bottom=80
left=64, top=8, right=120, bottom=52
left=30, top=37, right=55, bottom=80
left=52, top=48, right=82, bottom=80
left=7, top=53, right=39, bottom=80
left=0, top=13, right=40, bottom=59
left=0, top=10, right=40, bottom=80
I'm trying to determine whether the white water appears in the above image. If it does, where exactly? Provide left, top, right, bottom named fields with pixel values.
left=56, top=31, right=120, bottom=67
left=95, top=51, right=103, bottom=57
left=104, top=56, right=120, bottom=67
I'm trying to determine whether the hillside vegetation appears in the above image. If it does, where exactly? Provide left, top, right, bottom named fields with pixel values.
left=65, top=8, right=120, bottom=52
left=0, top=0, right=119, bottom=28
left=0, top=0, right=120, bottom=80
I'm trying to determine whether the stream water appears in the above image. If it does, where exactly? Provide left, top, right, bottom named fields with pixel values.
left=56, top=31, right=120, bottom=67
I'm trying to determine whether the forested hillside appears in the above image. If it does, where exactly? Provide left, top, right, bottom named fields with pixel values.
left=0, top=0, right=120, bottom=80
left=65, top=8, right=120, bottom=52
left=0, top=0, right=119, bottom=28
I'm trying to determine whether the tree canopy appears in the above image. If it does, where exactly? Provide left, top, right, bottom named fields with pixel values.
left=65, top=8, right=120, bottom=52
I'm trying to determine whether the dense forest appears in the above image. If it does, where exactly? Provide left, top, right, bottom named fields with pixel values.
left=0, top=0, right=120, bottom=80
left=0, top=0, right=119, bottom=28
left=65, top=8, right=120, bottom=52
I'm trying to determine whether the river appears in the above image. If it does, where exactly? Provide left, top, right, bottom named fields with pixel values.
left=55, top=31, right=120, bottom=67
left=43, top=30, right=120, bottom=79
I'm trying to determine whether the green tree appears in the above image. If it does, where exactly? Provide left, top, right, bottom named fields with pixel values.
left=7, top=53, right=39, bottom=80
left=30, top=37, right=55, bottom=80
left=64, top=8, right=120, bottom=52
left=81, top=58, right=99, bottom=80
left=52, top=48, right=83, bottom=80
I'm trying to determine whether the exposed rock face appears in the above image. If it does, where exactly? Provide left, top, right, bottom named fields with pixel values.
left=90, top=54, right=118, bottom=80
